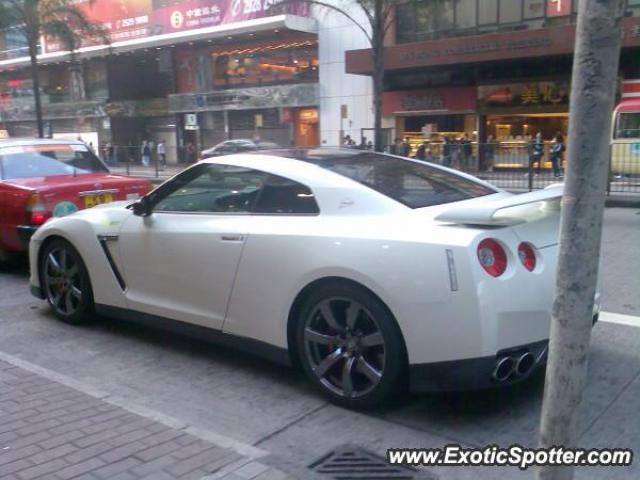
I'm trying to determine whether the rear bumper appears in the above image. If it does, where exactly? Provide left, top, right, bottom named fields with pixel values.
left=410, top=311, right=600, bottom=393
left=17, top=225, right=39, bottom=249
left=409, top=339, right=548, bottom=393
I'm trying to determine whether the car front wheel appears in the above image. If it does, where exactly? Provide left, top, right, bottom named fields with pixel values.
left=296, top=283, right=406, bottom=409
left=40, top=239, right=94, bottom=324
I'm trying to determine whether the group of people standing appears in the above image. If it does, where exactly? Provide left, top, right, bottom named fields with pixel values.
left=388, top=132, right=567, bottom=178
left=102, top=140, right=167, bottom=168
left=390, top=135, right=474, bottom=169
left=342, top=134, right=374, bottom=150
left=529, top=132, right=566, bottom=178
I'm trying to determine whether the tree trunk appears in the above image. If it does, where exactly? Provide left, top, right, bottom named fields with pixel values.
left=536, top=1, right=625, bottom=479
left=371, top=0, right=385, bottom=152
left=28, top=43, right=44, bottom=138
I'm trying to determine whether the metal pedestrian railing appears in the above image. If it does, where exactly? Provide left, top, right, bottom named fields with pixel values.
left=101, top=143, right=640, bottom=195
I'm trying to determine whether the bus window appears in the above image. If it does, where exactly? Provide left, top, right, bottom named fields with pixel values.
left=615, top=112, right=640, bottom=139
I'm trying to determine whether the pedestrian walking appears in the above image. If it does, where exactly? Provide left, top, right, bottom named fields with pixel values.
left=401, top=137, right=411, bottom=157
left=186, top=142, right=197, bottom=163
left=460, top=134, right=472, bottom=170
left=390, top=138, right=402, bottom=155
left=451, top=139, right=462, bottom=170
left=442, top=137, right=452, bottom=167
left=483, top=135, right=496, bottom=172
left=111, top=144, right=119, bottom=166
left=550, top=132, right=565, bottom=178
left=106, top=142, right=115, bottom=166
left=529, top=132, right=544, bottom=174
left=157, top=141, right=166, bottom=168
left=415, top=141, right=428, bottom=161
left=425, top=144, right=434, bottom=162
left=141, top=140, right=151, bottom=167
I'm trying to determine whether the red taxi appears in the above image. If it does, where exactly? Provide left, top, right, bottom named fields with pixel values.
left=0, top=139, right=152, bottom=260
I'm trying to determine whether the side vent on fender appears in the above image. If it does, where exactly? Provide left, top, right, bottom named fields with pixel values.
left=97, top=235, right=126, bottom=290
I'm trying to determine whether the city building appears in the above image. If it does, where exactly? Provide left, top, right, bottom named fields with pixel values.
left=346, top=0, right=640, bottom=164
left=0, top=0, right=372, bottom=163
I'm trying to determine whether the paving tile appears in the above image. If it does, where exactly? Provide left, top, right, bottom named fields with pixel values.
left=0, top=359, right=249, bottom=480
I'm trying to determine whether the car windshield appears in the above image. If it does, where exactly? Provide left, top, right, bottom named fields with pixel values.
left=269, top=149, right=497, bottom=209
left=0, top=144, right=108, bottom=180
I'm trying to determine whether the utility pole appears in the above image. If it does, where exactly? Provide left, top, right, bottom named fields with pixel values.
left=536, top=1, right=625, bottom=480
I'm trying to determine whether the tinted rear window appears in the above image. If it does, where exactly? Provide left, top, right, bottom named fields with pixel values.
left=0, top=144, right=108, bottom=180
left=288, top=150, right=496, bottom=208
left=253, top=175, right=319, bottom=214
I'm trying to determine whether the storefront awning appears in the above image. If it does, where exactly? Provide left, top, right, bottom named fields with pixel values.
left=0, top=14, right=316, bottom=69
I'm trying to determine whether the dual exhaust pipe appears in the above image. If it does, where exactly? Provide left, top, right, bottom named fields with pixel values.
left=492, top=351, right=535, bottom=382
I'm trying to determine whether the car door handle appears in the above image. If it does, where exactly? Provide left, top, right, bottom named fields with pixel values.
left=220, top=235, right=244, bottom=242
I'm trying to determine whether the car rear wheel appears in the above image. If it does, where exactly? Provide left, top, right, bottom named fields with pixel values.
left=296, top=283, right=406, bottom=409
left=40, top=239, right=94, bottom=324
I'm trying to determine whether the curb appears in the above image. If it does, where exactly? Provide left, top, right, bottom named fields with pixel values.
left=605, top=197, right=640, bottom=208
left=0, top=350, right=268, bottom=461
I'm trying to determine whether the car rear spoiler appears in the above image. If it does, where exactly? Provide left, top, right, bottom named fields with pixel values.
left=435, top=185, right=563, bottom=226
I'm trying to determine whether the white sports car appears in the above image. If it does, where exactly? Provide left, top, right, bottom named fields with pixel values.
left=29, top=149, right=573, bottom=408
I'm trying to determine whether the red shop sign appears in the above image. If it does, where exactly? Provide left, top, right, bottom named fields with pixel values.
left=152, top=0, right=309, bottom=35
left=382, top=87, right=477, bottom=116
left=547, top=0, right=572, bottom=18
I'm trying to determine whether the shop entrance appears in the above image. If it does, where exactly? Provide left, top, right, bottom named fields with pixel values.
left=294, top=108, right=319, bottom=147
left=485, top=113, right=569, bottom=168
left=486, top=113, right=568, bottom=143
left=399, top=113, right=476, bottom=158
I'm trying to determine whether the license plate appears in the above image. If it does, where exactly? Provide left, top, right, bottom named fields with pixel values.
left=83, top=192, right=113, bottom=208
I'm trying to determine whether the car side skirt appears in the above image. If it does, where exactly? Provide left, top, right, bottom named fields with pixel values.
left=31, top=284, right=45, bottom=299
left=94, top=304, right=292, bottom=367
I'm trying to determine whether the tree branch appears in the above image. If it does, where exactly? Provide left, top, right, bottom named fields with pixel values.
left=274, top=0, right=373, bottom=44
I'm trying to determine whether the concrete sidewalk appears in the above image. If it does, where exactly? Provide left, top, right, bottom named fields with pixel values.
left=0, top=356, right=291, bottom=480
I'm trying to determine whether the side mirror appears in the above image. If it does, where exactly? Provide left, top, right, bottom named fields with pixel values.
left=128, top=197, right=152, bottom=217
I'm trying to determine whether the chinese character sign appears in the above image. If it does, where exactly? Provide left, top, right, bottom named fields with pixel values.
left=480, top=81, right=570, bottom=107
left=152, top=0, right=309, bottom=35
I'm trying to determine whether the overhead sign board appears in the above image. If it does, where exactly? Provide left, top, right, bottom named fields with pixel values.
left=169, top=83, right=319, bottom=113
left=42, top=0, right=310, bottom=53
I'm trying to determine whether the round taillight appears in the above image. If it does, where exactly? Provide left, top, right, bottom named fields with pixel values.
left=518, top=242, right=537, bottom=272
left=477, top=239, right=507, bottom=277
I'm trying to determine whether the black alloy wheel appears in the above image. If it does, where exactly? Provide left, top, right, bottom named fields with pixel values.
left=40, top=239, right=94, bottom=324
left=296, top=282, right=406, bottom=409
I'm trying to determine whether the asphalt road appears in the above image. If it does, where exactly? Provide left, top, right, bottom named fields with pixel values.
left=0, top=207, right=638, bottom=479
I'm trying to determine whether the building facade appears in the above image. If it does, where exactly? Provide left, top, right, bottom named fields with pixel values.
left=0, top=0, right=372, bottom=162
left=346, top=0, right=640, bottom=165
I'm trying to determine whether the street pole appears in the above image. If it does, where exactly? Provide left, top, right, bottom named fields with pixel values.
left=536, top=1, right=625, bottom=480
